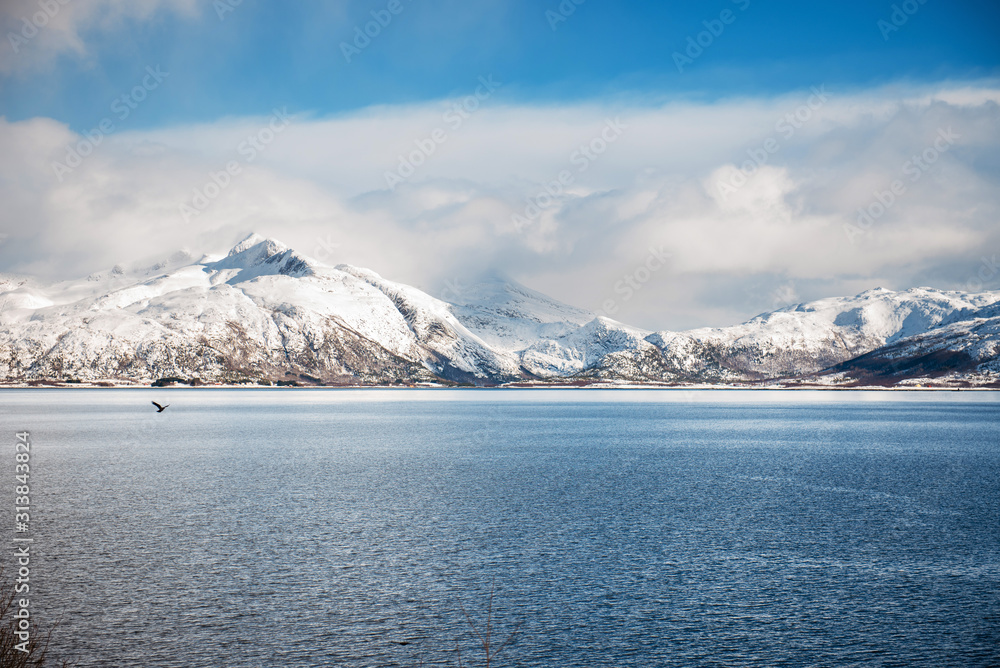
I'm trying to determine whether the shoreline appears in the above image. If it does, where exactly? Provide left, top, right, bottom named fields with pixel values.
left=0, top=382, right=996, bottom=391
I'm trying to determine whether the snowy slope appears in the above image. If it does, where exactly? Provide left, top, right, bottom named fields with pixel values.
left=333, top=265, right=525, bottom=382
left=447, top=277, right=596, bottom=352
left=0, top=234, right=997, bottom=386
left=815, top=301, right=1000, bottom=386
left=444, top=277, right=651, bottom=378
left=0, top=235, right=454, bottom=384
left=647, top=288, right=1000, bottom=381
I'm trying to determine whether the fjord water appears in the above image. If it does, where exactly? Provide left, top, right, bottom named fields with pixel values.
left=3, top=390, right=999, bottom=667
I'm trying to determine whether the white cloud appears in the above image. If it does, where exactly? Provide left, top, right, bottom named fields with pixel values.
left=1, top=81, right=998, bottom=329
left=0, top=0, right=198, bottom=74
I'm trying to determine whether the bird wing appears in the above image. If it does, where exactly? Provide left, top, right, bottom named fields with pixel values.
left=152, top=401, right=163, bottom=410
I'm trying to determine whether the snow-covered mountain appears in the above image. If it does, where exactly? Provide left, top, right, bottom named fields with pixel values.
left=817, top=300, right=1000, bottom=387
left=1, top=234, right=998, bottom=387
left=647, top=287, right=1000, bottom=384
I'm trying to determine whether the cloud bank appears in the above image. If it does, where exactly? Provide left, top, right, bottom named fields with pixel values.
left=1, top=81, right=998, bottom=329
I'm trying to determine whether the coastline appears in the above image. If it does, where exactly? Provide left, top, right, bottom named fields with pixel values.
left=1, top=381, right=996, bottom=391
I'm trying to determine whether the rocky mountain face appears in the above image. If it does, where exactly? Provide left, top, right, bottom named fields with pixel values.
left=817, top=301, right=1000, bottom=387
left=1, top=234, right=997, bottom=387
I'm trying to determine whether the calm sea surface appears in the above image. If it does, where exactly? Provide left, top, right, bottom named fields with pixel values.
left=1, top=389, right=998, bottom=667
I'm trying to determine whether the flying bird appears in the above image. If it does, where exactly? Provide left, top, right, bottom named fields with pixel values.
left=151, top=401, right=169, bottom=413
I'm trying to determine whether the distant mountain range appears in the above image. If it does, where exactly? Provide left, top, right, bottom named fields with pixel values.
left=1, top=234, right=997, bottom=388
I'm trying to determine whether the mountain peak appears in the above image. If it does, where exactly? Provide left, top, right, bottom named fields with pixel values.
left=208, top=234, right=312, bottom=283
left=228, top=233, right=286, bottom=258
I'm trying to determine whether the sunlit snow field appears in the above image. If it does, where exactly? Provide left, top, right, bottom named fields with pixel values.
left=3, top=389, right=999, bottom=667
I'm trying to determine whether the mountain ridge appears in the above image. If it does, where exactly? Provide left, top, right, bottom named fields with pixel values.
left=1, top=234, right=997, bottom=388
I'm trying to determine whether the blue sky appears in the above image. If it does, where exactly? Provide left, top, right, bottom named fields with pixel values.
left=2, top=0, right=998, bottom=129
left=1, top=0, right=999, bottom=329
